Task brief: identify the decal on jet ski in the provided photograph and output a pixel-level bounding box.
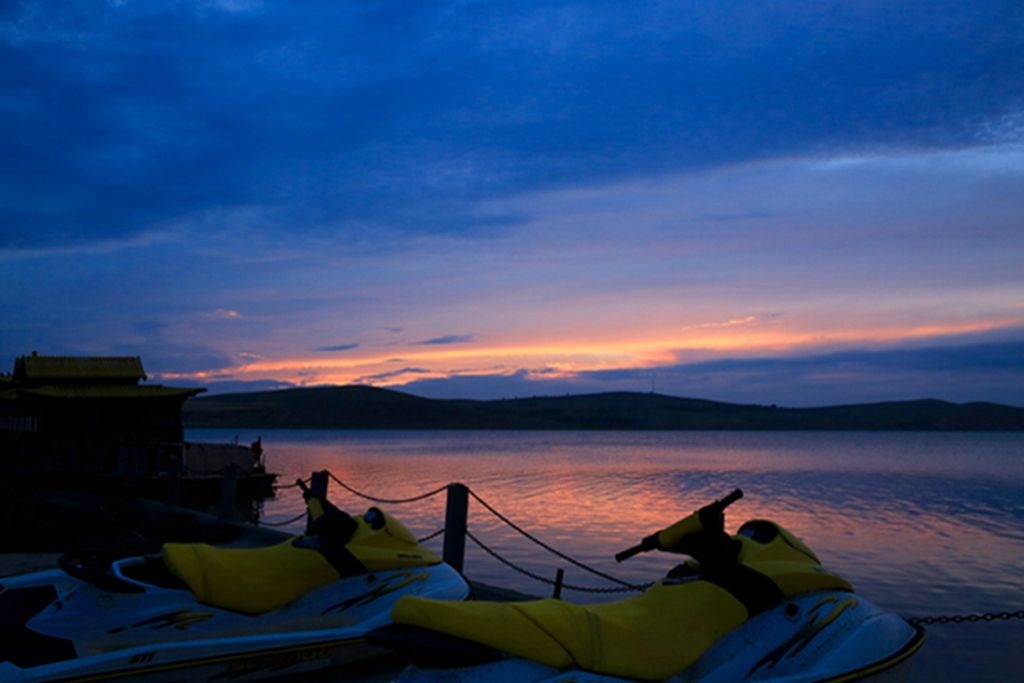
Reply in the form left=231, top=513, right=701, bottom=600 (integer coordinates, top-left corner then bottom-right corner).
left=58, top=638, right=362, bottom=682
left=210, top=644, right=341, bottom=680
left=321, top=572, right=429, bottom=614
left=746, top=596, right=859, bottom=677
left=107, top=609, right=215, bottom=633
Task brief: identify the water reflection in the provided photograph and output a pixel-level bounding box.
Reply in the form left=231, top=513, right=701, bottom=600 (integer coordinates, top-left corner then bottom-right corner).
left=189, top=429, right=1024, bottom=681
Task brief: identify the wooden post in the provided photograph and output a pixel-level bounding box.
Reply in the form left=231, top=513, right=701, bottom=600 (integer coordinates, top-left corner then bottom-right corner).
left=552, top=568, right=565, bottom=599
left=443, top=483, right=469, bottom=573
left=218, top=463, right=239, bottom=520
left=306, top=470, right=330, bottom=533
left=165, top=455, right=181, bottom=506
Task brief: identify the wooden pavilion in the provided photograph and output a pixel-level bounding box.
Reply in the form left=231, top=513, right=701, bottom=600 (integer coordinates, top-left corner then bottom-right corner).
left=0, top=353, right=204, bottom=477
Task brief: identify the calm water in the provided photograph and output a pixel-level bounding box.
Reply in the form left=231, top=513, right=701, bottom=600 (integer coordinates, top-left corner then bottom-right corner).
left=188, top=429, right=1024, bottom=681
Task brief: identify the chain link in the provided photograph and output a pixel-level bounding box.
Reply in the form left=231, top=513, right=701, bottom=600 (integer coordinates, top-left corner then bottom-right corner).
left=466, top=487, right=645, bottom=590
left=268, top=470, right=1024, bottom=619
left=328, top=472, right=448, bottom=504
left=417, top=528, right=446, bottom=543
left=272, top=478, right=310, bottom=491
left=256, top=510, right=307, bottom=527
left=907, top=610, right=1024, bottom=626
left=467, top=531, right=651, bottom=594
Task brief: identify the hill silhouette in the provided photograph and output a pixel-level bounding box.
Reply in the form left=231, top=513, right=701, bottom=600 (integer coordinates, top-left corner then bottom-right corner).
left=183, top=386, right=1024, bottom=431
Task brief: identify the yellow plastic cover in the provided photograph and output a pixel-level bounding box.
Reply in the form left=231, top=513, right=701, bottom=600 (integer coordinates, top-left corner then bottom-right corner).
left=393, top=519, right=853, bottom=679
left=347, top=511, right=442, bottom=570
left=735, top=522, right=853, bottom=596
left=161, top=538, right=339, bottom=615
left=393, top=580, right=747, bottom=681
left=656, top=511, right=704, bottom=549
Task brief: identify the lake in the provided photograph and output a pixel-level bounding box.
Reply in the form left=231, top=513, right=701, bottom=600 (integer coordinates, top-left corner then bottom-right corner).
left=188, top=429, right=1024, bottom=681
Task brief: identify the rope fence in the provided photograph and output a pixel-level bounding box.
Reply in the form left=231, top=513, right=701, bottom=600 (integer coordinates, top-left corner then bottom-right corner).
left=467, top=531, right=649, bottom=594
left=328, top=472, right=448, bottom=504
left=248, top=468, right=1024, bottom=614
left=466, top=486, right=645, bottom=591
left=271, top=478, right=310, bottom=491
left=256, top=470, right=642, bottom=592
left=258, top=510, right=308, bottom=527
left=418, top=528, right=446, bottom=543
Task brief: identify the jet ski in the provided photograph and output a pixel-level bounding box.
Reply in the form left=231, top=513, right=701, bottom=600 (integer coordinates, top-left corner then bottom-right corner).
left=0, top=480, right=470, bottom=682
left=371, top=489, right=925, bottom=682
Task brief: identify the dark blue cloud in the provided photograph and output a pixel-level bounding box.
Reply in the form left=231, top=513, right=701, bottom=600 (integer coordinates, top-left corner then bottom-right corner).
left=415, top=334, right=476, bottom=345
left=2, top=1, right=1021, bottom=249
left=170, top=378, right=295, bottom=396
left=400, top=340, right=1024, bottom=407
left=315, top=343, right=359, bottom=352
left=356, top=367, right=431, bottom=383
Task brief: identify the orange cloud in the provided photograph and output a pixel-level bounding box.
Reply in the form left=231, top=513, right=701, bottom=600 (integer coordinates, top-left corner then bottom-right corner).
left=167, top=314, right=1024, bottom=389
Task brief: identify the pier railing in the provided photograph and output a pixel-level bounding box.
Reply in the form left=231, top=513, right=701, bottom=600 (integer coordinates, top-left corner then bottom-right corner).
left=258, top=469, right=646, bottom=596
left=239, top=469, right=1024, bottom=623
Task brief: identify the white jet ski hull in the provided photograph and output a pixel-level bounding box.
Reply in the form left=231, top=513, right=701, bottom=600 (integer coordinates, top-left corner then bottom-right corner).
left=393, top=591, right=925, bottom=683
left=0, top=559, right=469, bottom=682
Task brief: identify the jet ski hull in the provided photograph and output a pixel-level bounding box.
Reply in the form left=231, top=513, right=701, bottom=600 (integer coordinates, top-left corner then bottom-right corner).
left=392, top=591, right=925, bottom=683
left=0, top=560, right=469, bottom=682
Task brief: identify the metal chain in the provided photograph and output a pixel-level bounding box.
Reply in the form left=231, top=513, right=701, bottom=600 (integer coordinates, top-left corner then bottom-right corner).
left=907, top=610, right=1024, bottom=626
left=466, top=531, right=651, bottom=594
left=272, top=478, right=309, bottom=491
left=466, top=487, right=645, bottom=590
left=418, top=528, right=446, bottom=543
left=257, top=510, right=307, bottom=527
left=285, top=472, right=1024, bottom=617
left=328, top=472, right=448, bottom=504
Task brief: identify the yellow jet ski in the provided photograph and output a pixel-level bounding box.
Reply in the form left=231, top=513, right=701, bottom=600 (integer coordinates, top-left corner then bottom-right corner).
left=371, top=489, right=925, bottom=682
left=0, top=480, right=469, bottom=682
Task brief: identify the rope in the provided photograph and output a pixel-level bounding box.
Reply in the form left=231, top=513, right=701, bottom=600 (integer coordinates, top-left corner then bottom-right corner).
left=272, top=479, right=308, bottom=491
left=418, top=528, right=446, bottom=543
left=327, top=472, right=448, bottom=505
left=907, top=610, right=1024, bottom=626
left=467, top=487, right=644, bottom=590
left=467, top=531, right=650, bottom=594
left=258, top=472, right=1024, bottom=617
left=257, top=510, right=307, bottom=527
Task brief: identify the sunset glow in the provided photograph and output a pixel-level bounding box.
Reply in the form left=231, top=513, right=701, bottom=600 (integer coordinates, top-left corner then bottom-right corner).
left=159, top=314, right=1024, bottom=397
left=2, top=2, right=1022, bottom=405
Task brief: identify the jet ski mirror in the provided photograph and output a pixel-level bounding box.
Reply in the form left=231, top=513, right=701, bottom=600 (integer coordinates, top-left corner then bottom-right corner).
left=614, top=488, right=743, bottom=564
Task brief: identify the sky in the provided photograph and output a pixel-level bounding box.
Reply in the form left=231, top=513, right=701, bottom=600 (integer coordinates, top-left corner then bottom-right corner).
left=2, top=0, right=1023, bottom=406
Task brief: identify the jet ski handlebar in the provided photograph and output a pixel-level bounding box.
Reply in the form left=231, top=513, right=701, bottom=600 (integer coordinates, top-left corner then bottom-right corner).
left=614, top=489, right=743, bottom=562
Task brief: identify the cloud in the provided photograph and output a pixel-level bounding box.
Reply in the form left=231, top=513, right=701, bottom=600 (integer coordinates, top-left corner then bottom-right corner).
left=355, top=367, right=432, bottom=383
left=315, top=343, right=360, bottom=352
left=415, top=334, right=476, bottom=346
left=176, top=378, right=296, bottom=396
left=399, top=339, right=1024, bottom=407
left=2, top=1, right=1021, bottom=251
left=394, top=369, right=551, bottom=400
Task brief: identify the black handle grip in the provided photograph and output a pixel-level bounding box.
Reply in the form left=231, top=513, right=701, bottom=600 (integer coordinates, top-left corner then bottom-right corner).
left=713, top=488, right=743, bottom=512
left=615, top=489, right=743, bottom=562
left=615, top=534, right=657, bottom=563
left=615, top=544, right=645, bottom=563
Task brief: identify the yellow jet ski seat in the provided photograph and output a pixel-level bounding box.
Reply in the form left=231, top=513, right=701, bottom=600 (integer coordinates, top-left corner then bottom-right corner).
left=161, top=538, right=338, bottom=616
left=392, top=520, right=851, bottom=681
left=162, top=505, right=443, bottom=616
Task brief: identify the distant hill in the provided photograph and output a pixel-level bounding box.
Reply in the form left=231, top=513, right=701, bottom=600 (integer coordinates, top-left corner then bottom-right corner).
left=183, top=386, right=1024, bottom=430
